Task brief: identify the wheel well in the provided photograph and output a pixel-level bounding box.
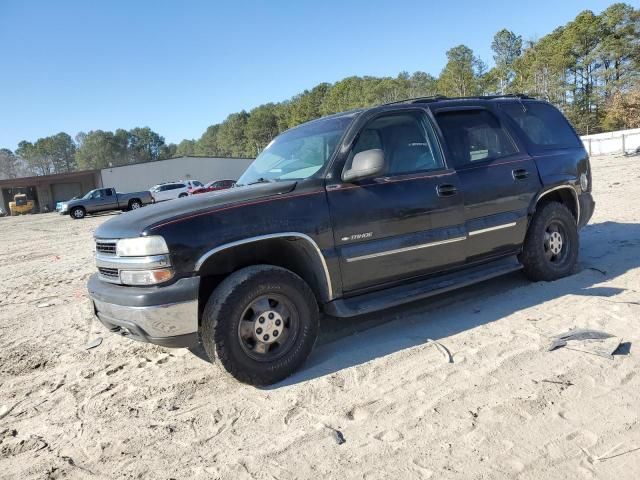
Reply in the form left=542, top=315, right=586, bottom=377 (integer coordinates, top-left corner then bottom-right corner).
left=534, top=188, right=578, bottom=222
left=71, top=205, right=85, bottom=212
left=197, top=237, right=331, bottom=321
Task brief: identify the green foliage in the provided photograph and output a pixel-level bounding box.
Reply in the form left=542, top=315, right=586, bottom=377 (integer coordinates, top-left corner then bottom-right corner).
left=176, top=139, right=197, bottom=156
left=4, top=3, right=639, bottom=176
left=492, top=29, right=523, bottom=93
left=438, top=45, right=482, bottom=97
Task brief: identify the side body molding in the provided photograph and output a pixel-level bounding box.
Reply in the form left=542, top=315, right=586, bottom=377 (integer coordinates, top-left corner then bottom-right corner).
left=194, top=232, right=334, bottom=300
left=534, top=185, right=580, bottom=224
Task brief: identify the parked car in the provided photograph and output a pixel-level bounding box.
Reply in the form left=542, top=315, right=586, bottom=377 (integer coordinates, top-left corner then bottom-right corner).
left=192, top=179, right=236, bottom=194
left=0, top=206, right=6, bottom=217
left=149, top=180, right=204, bottom=202
left=184, top=179, right=204, bottom=193
left=87, top=94, right=595, bottom=386
left=61, top=187, right=153, bottom=219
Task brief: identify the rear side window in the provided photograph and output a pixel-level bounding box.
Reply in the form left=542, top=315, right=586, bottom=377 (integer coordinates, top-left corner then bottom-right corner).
left=500, top=102, right=581, bottom=151
left=436, top=109, right=518, bottom=167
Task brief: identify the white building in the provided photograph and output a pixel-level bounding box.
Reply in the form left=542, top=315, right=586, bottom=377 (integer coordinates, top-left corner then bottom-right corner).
left=100, top=156, right=253, bottom=192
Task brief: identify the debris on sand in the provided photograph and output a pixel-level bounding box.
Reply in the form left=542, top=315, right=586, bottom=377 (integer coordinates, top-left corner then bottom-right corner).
left=86, top=337, right=103, bottom=350
left=548, top=329, right=622, bottom=358
left=426, top=339, right=454, bottom=363
left=333, top=429, right=346, bottom=445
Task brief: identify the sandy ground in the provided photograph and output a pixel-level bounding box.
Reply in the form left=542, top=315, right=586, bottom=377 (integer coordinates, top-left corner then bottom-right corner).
left=0, top=153, right=639, bottom=480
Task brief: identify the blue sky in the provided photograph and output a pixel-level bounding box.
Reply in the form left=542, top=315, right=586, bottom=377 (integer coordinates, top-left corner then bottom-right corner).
left=0, top=0, right=617, bottom=150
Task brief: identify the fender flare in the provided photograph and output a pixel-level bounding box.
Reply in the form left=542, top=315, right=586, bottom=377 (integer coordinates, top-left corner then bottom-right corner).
left=533, top=185, right=580, bottom=225
left=195, top=232, right=334, bottom=300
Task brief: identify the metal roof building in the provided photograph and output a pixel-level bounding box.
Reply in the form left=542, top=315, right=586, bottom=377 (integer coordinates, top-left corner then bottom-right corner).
left=0, top=156, right=253, bottom=214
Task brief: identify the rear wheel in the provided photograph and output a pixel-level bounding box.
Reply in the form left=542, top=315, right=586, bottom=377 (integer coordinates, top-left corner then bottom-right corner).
left=201, top=265, right=319, bottom=386
left=129, top=199, right=142, bottom=210
left=178, top=193, right=188, bottom=198
left=519, top=201, right=578, bottom=281
left=70, top=207, right=86, bottom=220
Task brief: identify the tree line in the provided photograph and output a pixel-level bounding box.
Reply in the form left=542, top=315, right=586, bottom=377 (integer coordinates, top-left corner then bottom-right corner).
left=1, top=3, right=638, bottom=180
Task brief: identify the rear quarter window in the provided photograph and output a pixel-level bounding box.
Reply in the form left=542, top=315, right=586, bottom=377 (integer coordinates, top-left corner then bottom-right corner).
left=500, top=102, right=581, bottom=151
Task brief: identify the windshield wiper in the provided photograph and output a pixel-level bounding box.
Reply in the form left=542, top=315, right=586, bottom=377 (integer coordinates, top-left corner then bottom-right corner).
left=246, top=177, right=273, bottom=186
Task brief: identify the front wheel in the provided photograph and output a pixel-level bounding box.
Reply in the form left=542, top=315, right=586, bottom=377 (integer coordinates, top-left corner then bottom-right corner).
left=201, top=265, right=319, bottom=386
left=70, top=207, right=86, bottom=220
left=519, top=201, right=579, bottom=281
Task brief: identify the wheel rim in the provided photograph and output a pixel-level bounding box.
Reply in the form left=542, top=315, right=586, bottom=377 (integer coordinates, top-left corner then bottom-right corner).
left=543, top=221, right=569, bottom=265
left=131, top=202, right=141, bottom=209
left=237, top=293, right=299, bottom=362
left=73, top=209, right=83, bottom=218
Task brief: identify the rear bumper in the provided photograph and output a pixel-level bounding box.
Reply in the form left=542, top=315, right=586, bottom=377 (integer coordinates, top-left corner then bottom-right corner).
left=578, top=192, right=595, bottom=229
left=87, top=274, right=200, bottom=348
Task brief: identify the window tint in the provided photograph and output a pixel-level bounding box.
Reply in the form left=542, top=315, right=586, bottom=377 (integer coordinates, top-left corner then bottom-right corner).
left=436, top=109, right=518, bottom=167
left=349, top=111, right=444, bottom=176
left=105, top=189, right=113, bottom=196
left=194, top=181, right=203, bottom=187
left=500, top=102, right=581, bottom=151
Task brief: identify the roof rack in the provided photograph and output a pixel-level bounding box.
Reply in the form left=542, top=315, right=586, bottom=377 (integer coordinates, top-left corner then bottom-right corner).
left=383, top=93, right=533, bottom=106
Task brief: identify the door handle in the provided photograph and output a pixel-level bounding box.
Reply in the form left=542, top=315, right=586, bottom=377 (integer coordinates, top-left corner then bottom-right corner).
left=512, top=168, right=529, bottom=180
left=436, top=184, right=458, bottom=197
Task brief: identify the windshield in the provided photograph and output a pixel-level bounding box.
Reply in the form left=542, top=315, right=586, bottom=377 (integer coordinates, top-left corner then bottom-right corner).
left=82, top=190, right=97, bottom=199
left=237, top=114, right=356, bottom=185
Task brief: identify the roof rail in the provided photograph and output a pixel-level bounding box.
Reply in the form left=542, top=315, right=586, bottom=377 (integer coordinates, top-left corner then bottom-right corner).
left=383, top=93, right=534, bottom=106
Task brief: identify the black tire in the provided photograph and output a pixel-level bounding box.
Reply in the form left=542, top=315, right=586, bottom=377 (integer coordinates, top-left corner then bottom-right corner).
left=129, top=199, right=142, bottom=210
left=201, top=265, right=319, bottom=386
left=70, top=207, right=86, bottom=220
left=519, top=201, right=579, bottom=281
left=178, top=193, right=188, bottom=198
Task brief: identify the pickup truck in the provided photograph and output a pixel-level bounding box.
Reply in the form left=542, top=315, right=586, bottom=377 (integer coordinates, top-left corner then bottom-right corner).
left=87, top=94, right=595, bottom=385
left=62, top=187, right=153, bottom=219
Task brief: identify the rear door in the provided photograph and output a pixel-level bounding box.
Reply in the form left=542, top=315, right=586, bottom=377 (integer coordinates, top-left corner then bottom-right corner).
left=327, top=108, right=467, bottom=293
left=434, top=106, right=542, bottom=262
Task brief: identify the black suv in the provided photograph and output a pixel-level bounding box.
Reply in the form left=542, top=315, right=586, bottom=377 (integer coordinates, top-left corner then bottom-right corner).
left=88, top=95, right=595, bottom=385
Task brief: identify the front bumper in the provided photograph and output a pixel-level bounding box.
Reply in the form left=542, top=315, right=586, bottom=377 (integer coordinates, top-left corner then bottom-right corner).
left=87, top=274, right=200, bottom=348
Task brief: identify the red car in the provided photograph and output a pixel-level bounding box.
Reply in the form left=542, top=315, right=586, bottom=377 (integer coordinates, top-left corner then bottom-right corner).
left=191, top=179, right=236, bottom=194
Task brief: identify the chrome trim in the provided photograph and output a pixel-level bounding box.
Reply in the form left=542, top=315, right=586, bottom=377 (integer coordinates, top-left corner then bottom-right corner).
left=95, top=253, right=171, bottom=270
left=345, top=236, right=466, bottom=263
left=92, top=298, right=198, bottom=338
left=535, top=185, right=580, bottom=224
left=468, top=222, right=517, bottom=236
left=195, top=232, right=334, bottom=300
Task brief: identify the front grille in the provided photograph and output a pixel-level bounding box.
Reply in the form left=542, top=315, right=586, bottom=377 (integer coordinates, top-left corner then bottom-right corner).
left=96, top=241, right=117, bottom=255
left=98, top=267, right=119, bottom=279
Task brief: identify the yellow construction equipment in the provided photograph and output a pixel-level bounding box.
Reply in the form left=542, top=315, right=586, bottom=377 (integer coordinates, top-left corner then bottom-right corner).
left=9, top=194, right=35, bottom=216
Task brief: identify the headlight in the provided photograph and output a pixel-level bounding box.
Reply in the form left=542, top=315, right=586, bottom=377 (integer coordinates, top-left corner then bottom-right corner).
left=120, top=268, right=174, bottom=285
left=116, top=236, right=169, bottom=257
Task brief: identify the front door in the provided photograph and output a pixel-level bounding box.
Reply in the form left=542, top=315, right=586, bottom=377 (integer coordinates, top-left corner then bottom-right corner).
left=326, top=109, right=467, bottom=293
left=434, top=107, right=542, bottom=262
left=90, top=188, right=117, bottom=212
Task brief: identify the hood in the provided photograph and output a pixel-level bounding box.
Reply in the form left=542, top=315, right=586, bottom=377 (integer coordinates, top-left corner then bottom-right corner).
left=65, top=198, right=84, bottom=208
left=95, top=181, right=297, bottom=239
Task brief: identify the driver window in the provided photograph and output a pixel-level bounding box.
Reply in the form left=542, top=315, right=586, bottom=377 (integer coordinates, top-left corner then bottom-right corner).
left=349, top=111, right=444, bottom=177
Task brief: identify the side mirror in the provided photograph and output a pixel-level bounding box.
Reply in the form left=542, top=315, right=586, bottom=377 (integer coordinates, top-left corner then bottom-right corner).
left=342, top=149, right=385, bottom=183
